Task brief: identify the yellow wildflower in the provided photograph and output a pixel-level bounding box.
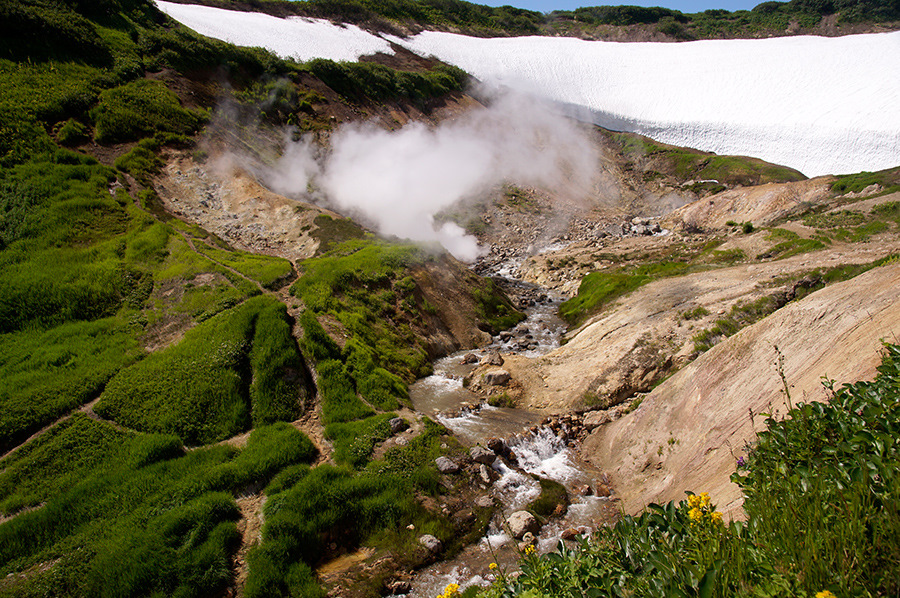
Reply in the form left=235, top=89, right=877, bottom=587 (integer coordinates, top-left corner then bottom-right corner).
left=489, top=562, right=498, bottom=570
left=688, top=494, right=702, bottom=509
left=443, top=583, right=460, bottom=597
left=700, top=492, right=711, bottom=508
left=688, top=507, right=703, bottom=522
left=523, top=544, right=536, bottom=555
left=710, top=511, right=723, bottom=525
left=815, top=592, right=837, bottom=598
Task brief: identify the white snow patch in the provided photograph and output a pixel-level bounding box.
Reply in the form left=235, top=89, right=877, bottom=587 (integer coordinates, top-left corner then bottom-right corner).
left=390, top=31, right=900, bottom=176
left=155, top=1, right=392, bottom=62
left=155, top=1, right=900, bottom=176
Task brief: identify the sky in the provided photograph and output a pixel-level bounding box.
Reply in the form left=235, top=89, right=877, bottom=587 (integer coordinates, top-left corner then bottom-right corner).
left=478, top=0, right=762, bottom=14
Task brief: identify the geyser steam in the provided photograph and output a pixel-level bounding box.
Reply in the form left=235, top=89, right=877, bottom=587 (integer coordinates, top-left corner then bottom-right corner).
left=266, top=91, right=598, bottom=261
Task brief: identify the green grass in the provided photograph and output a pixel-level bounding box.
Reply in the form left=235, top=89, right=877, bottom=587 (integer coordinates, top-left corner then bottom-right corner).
left=831, top=166, right=900, bottom=196
left=613, top=133, right=806, bottom=186
left=193, top=242, right=294, bottom=289
left=91, top=79, right=207, bottom=144
left=0, top=420, right=316, bottom=598
left=560, top=262, right=690, bottom=326
left=325, top=413, right=398, bottom=468
left=95, top=295, right=308, bottom=445
left=756, top=228, right=825, bottom=260
left=480, top=344, right=900, bottom=598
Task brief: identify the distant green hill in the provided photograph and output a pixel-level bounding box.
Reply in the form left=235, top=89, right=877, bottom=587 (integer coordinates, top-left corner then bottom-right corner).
left=161, top=0, right=900, bottom=38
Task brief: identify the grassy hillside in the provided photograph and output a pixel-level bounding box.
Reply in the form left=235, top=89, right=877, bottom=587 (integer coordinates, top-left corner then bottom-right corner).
left=0, top=1, right=511, bottom=596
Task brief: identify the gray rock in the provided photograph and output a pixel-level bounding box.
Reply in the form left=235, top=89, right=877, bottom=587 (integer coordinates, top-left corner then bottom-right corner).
left=419, top=534, right=442, bottom=553
left=507, top=511, right=540, bottom=539
left=480, top=351, right=505, bottom=366
left=387, top=580, right=412, bottom=595
left=483, top=369, right=511, bottom=386
left=479, top=463, right=493, bottom=484
left=435, top=456, right=459, bottom=474
left=475, top=495, right=495, bottom=508
left=470, top=445, right=496, bottom=465
left=462, top=352, right=479, bottom=364
left=389, top=417, right=406, bottom=434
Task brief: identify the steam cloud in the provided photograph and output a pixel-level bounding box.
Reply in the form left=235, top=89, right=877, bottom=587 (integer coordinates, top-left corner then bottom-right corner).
left=265, top=91, right=599, bottom=261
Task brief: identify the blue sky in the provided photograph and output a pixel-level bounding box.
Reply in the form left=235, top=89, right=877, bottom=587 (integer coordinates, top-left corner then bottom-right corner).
left=480, top=0, right=762, bottom=13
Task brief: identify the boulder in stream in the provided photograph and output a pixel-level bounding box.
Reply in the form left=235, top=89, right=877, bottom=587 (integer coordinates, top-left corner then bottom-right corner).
left=507, top=511, right=540, bottom=539
left=469, top=445, right=496, bottom=465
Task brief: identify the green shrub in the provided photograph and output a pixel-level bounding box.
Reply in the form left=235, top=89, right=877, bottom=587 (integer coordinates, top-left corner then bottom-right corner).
left=96, top=296, right=307, bottom=445
left=92, top=79, right=206, bottom=143
left=55, top=118, right=90, bottom=146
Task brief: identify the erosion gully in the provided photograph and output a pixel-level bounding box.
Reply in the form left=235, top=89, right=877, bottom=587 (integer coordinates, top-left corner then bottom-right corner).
left=404, top=256, right=617, bottom=597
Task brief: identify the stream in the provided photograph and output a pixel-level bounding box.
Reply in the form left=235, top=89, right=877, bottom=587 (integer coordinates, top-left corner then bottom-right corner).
left=405, top=265, right=617, bottom=597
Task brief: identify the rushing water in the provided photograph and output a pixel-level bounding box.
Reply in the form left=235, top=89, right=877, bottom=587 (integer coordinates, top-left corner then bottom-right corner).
left=405, top=263, right=616, bottom=598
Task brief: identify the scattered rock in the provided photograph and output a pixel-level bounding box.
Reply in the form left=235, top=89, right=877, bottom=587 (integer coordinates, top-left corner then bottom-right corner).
left=387, top=580, right=412, bottom=595
left=418, top=534, right=442, bottom=553
left=480, top=350, right=505, bottom=366
left=475, top=495, right=494, bottom=509
left=470, top=445, right=497, bottom=465
left=483, top=369, right=511, bottom=386
left=389, top=417, right=406, bottom=434
left=435, top=456, right=459, bottom=474
left=462, top=353, right=479, bottom=364
left=478, top=464, right=494, bottom=484
left=507, top=511, right=540, bottom=539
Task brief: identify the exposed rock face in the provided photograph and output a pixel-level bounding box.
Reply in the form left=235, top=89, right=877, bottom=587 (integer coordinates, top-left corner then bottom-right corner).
left=582, top=262, right=900, bottom=520
left=435, top=457, right=459, bottom=474
left=507, top=511, right=540, bottom=539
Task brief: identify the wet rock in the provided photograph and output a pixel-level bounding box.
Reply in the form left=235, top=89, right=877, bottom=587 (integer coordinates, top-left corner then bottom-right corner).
left=389, top=417, right=406, bottom=434
left=487, top=437, right=507, bottom=455
left=479, top=464, right=494, bottom=484
left=470, top=445, right=496, bottom=465
left=480, top=351, right=505, bottom=367
left=475, top=495, right=494, bottom=508
left=419, top=534, right=442, bottom=553
left=507, top=511, right=540, bottom=539
left=573, top=484, right=593, bottom=497
left=483, top=369, right=511, bottom=386
left=387, top=580, right=412, bottom=595
left=560, top=528, right=579, bottom=541
left=499, top=331, right=513, bottom=342
left=435, top=457, right=459, bottom=474
left=462, top=353, right=479, bottom=364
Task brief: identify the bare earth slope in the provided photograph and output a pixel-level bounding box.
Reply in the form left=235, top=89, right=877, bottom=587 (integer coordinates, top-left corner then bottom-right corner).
left=580, top=261, right=900, bottom=520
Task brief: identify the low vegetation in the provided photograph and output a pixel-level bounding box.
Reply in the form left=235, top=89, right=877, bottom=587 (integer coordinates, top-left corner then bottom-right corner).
left=560, top=262, right=690, bottom=326
left=613, top=132, right=806, bottom=187
left=480, top=343, right=900, bottom=597
left=0, top=419, right=317, bottom=598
